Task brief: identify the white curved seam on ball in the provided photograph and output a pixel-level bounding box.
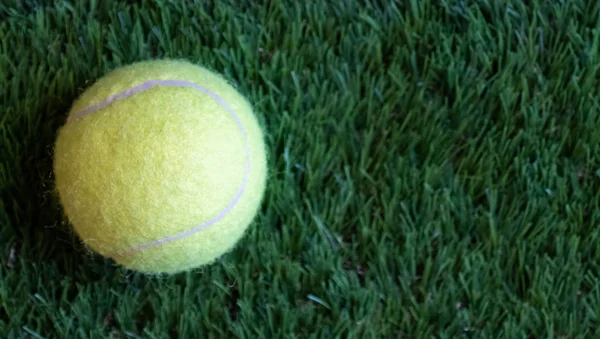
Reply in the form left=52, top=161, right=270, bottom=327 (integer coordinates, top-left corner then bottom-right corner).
left=68, top=79, right=251, bottom=257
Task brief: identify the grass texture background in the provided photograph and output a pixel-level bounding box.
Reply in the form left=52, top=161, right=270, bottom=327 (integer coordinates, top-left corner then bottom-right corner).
left=2, top=0, right=600, bottom=337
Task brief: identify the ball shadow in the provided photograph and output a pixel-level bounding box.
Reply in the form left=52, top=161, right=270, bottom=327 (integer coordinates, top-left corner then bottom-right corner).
left=1, top=88, right=121, bottom=283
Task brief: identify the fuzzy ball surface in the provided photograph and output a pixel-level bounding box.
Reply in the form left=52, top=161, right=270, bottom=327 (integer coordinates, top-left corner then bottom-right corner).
left=53, top=59, right=268, bottom=274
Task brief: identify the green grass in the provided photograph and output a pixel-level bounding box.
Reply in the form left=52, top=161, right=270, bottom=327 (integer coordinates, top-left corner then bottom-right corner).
left=2, top=0, right=600, bottom=337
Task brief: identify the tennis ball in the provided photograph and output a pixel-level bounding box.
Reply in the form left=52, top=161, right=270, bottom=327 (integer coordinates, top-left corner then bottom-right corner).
left=53, top=59, right=267, bottom=274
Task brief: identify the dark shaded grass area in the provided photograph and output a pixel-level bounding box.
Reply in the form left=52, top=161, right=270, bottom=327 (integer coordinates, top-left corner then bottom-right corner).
left=2, top=0, right=600, bottom=337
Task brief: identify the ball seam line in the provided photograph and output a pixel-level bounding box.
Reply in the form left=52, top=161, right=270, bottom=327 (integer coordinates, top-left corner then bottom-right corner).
left=68, top=79, right=251, bottom=258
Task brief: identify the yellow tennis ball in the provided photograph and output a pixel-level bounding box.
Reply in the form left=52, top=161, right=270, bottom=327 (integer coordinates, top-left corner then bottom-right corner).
left=53, top=59, right=268, bottom=274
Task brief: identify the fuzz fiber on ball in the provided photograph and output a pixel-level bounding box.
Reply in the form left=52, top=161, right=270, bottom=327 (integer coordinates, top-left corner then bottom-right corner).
left=53, top=59, right=267, bottom=274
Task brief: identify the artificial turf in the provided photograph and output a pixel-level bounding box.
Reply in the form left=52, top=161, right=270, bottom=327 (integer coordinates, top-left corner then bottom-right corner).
left=2, top=0, right=600, bottom=337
